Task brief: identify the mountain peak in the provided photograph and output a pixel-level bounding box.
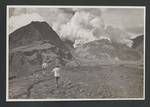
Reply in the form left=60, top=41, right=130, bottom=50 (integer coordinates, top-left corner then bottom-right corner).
left=30, top=21, right=49, bottom=27
left=131, top=35, right=144, bottom=48
left=9, top=21, right=67, bottom=50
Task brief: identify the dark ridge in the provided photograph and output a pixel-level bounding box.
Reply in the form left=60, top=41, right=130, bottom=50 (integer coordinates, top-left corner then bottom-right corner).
left=131, top=35, right=144, bottom=48
left=9, top=21, right=68, bottom=50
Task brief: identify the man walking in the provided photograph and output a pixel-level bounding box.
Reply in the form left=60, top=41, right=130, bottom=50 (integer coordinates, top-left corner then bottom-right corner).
left=42, top=62, right=48, bottom=74
left=51, top=65, right=61, bottom=88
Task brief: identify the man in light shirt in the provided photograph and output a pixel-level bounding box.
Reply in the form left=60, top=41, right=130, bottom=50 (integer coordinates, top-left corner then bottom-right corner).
left=42, top=62, right=49, bottom=74
left=51, top=65, right=61, bottom=88
left=42, top=62, right=48, bottom=69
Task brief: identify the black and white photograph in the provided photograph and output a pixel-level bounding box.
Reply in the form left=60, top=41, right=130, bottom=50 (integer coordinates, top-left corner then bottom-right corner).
left=7, top=6, right=145, bottom=101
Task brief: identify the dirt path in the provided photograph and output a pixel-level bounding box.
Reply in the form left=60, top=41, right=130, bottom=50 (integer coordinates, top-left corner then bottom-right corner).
left=9, top=64, right=143, bottom=99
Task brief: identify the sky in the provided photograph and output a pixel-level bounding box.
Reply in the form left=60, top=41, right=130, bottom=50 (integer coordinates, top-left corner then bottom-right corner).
left=8, top=7, right=145, bottom=47
left=101, top=8, right=144, bottom=35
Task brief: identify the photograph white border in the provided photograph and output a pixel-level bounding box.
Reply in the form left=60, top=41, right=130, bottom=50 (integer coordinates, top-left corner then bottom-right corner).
left=6, top=5, right=146, bottom=102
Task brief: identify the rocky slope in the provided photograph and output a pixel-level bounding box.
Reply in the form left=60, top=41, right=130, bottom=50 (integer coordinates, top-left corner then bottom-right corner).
left=74, top=36, right=143, bottom=65
left=9, top=21, right=67, bottom=50
left=131, top=35, right=144, bottom=58
left=9, top=21, right=72, bottom=79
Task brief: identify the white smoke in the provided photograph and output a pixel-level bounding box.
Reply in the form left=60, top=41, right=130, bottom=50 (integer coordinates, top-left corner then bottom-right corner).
left=59, top=9, right=107, bottom=47
left=106, top=26, right=133, bottom=47
left=9, top=8, right=134, bottom=47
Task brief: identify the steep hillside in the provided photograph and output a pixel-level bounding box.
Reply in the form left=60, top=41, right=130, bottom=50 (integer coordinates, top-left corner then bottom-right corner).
left=9, top=21, right=67, bottom=50
left=9, top=21, right=72, bottom=79
left=74, top=39, right=143, bottom=65
left=132, top=35, right=144, bottom=49
left=132, top=35, right=144, bottom=55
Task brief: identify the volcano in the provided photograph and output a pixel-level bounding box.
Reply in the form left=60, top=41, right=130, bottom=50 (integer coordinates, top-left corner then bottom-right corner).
left=9, top=21, right=67, bottom=50
left=9, top=21, right=72, bottom=79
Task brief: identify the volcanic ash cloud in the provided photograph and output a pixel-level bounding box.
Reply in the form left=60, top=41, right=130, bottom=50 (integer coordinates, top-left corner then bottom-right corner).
left=9, top=8, right=134, bottom=47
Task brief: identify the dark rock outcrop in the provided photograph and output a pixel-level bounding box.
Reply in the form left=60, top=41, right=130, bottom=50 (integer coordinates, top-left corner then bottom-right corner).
left=132, top=35, right=144, bottom=49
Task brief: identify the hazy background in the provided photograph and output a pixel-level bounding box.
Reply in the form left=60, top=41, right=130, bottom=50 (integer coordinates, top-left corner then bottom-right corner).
left=8, top=7, right=144, bottom=47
